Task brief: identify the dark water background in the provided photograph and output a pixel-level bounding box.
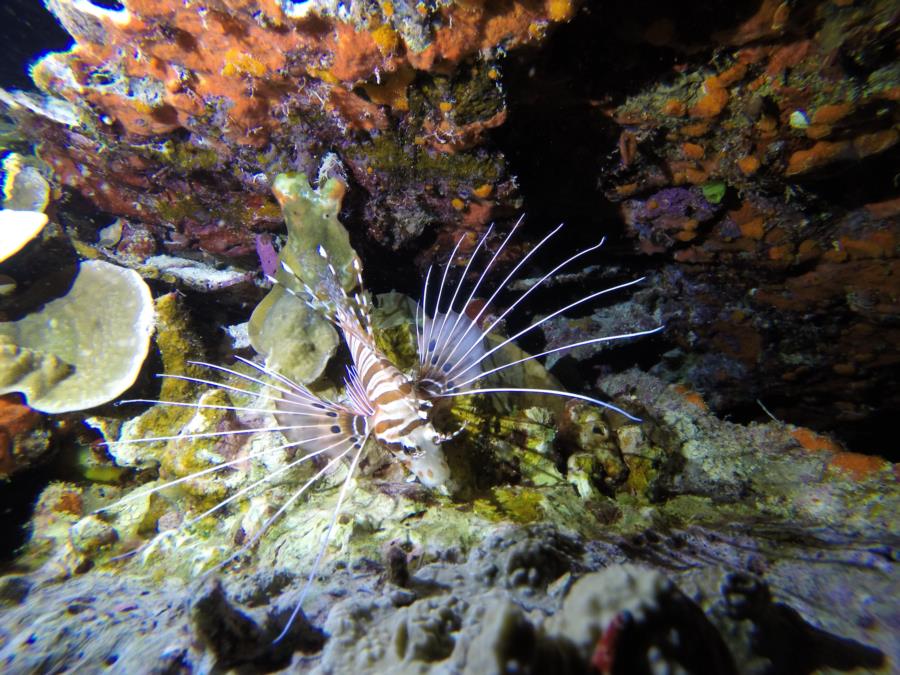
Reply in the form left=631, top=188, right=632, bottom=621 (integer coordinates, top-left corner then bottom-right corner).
left=0, top=1, right=70, bottom=91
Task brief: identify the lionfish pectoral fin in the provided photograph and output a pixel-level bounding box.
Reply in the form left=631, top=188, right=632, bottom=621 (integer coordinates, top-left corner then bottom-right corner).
left=414, top=223, right=666, bottom=422
left=440, top=387, right=645, bottom=422
left=198, top=433, right=362, bottom=586
left=273, top=431, right=371, bottom=644
left=419, top=309, right=487, bottom=392
left=273, top=397, right=370, bottom=461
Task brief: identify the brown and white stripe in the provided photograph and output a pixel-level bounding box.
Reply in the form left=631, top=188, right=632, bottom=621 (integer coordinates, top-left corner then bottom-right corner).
left=339, top=314, right=428, bottom=446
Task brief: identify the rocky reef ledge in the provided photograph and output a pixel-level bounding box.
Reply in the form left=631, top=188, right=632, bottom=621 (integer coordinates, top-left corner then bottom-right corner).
left=0, top=371, right=894, bottom=674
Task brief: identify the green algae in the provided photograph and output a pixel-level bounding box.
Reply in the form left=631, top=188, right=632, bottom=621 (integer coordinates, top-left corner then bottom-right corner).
left=156, top=389, right=241, bottom=507
left=415, top=63, right=506, bottom=129
left=154, top=293, right=207, bottom=401
left=154, top=194, right=203, bottom=225
left=115, top=292, right=207, bottom=466
left=154, top=192, right=266, bottom=232
left=350, top=131, right=502, bottom=189
left=493, top=486, right=545, bottom=524
left=370, top=293, right=419, bottom=369
left=701, top=181, right=727, bottom=204
left=141, top=139, right=220, bottom=173
left=270, top=170, right=358, bottom=290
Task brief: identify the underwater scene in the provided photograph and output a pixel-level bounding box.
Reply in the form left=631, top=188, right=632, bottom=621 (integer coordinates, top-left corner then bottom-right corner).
left=0, top=0, right=897, bottom=672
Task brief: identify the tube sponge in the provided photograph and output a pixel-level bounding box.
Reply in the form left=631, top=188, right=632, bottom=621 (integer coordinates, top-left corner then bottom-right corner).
left=249, top=168, right=358, bottom=386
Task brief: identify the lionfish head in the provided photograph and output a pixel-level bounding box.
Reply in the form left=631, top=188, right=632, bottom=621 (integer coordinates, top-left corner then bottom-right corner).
left=398, top=421, right=455, bottom=495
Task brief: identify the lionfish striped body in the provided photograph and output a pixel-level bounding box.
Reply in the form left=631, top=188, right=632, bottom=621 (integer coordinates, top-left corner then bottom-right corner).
left=105, top=222, right=662, bottom=641
left=277, top=248, right=454, bottom=493
left=345, top=326, right=452, bottom=490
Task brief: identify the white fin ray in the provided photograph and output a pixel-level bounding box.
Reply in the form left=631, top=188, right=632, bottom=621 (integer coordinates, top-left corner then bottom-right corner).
left=105, top=423, right=323, bottom=447
left=417, top=265, right=434, bottom=363
left=439, top=234, right=606, bottom=384
left=272, top=398, right=368, bottom=459
left=199, top=436, right=360, bottom=588
left=274, top=432, right=370, bottom=643
left=446, top=276, right=647, bottom=385
left=438, top=387, right=643, bottom=422
left=421, top=233, right=467, bottom=370
left=418, top=220, right=522, bottom=387
left=96, top=434, right=329, bottom=514
left=448, top=325, right=666, bottom=392
left=426, top=221, right=565, bottom=383
left=417, top=310, right=487, bottom=396
left=428, top=224, right=494, bottom=367
left=182, top=432, right=358, bottom=529
left=118, top=397, right=322, bottom=418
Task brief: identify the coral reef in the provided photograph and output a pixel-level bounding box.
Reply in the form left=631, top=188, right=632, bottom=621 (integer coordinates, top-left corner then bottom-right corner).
left=2, top=451, right=895, bottom=672
left=3, top=349, right=895, bottom=670
left=0, top=0, right=565, bottom=265
left=0, top=260, right=154, bottom=413
left=4, top=0, right=893, bottom=445
left=0, top=0, right=895, bottom=672
left=496, top=0, right=899, bottom=449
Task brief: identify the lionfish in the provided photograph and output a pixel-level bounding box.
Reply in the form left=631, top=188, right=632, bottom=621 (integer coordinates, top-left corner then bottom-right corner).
left=104, top=221, right=662, bottom=641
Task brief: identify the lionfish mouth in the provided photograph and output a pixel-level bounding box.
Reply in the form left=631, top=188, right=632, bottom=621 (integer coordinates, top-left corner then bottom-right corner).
left=98, top=221, right=663, bottom=642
